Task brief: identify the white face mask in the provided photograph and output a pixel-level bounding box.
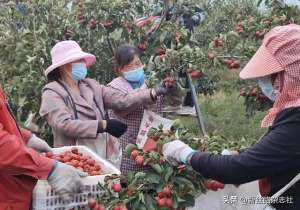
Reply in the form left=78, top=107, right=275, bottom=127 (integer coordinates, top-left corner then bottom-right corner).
left=258, top=76, right=276, bottom=101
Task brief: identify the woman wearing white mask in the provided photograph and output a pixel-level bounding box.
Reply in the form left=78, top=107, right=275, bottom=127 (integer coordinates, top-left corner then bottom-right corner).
left=39, top=41, right=171, bottom=158
left=108, top=44, right=181, bottom=175
left=163, top=24, right=300, bottom=210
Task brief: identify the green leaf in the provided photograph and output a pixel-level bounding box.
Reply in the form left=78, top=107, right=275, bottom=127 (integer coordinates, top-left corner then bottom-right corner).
left=164, top=167, right=174, bottom=182
left=139, top=192, right=145, bottom=204
left=160, top=31, right=168, bottom=43
left=144, top=194, right=156, bottom=210
left=110, top=28, right=123, bottom=40
left=145, top=172, right=162, bottom=184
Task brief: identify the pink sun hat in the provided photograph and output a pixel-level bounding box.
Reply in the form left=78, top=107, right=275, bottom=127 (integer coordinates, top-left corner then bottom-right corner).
left=45, top=40, right=96, bottom=76
left=239, top=24, right=300, bottom=79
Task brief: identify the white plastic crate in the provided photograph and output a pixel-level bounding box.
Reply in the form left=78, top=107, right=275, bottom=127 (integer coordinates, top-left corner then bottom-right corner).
left=32, top=146, right=120, bottom=210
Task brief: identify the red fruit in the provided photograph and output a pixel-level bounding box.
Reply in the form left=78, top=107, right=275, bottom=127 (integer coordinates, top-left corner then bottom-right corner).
left=112, top=205, right=121, bottom=210
left=87, top=159, right=96, bottom=166
left=264, top=19, right=272, bottom=26
left=235, top=26, right=243, bottom=33
left=71, top=148, right=79, bottom=154
left=77, top=14, right=85, bottom=20
left=138, top=42, right=146, bottom=50
left=94, top=204, right=104, bottom=210
left=189, top=70, right=203, bottom=79
left=157, top=198, right=167, bottom=207
left=250, top=88, right=257, bottom=96
left=213, top=37, right=223, bottom=48
left=89, top=19, right=97, bottom=30
left=94, top=165, right=101, bottom=171
left=166, top=198, right=173, bottom=207
left=231, top=60, right=240, bottom=69
left=88, top=198, right=97, bottom=209
left=158, top=192, right=165, bottom=198
left=162, top=186, right=172, bottom=197
left=155, top=48, right=166, bottom=56
left=208, top=52, right=217, bottom=60
left=130, top=150, right=139, bottom=160
left=223, top=59, right=233, bottom=65
left=71, top=160, right=79, bottom=167
left=204, top=180, right=213, bottom=189
left=210, top=181, right=225, bottom=191
left=135, top=155, right=144, bottom=166
left=240, top=90, right=246, bottom=97
left=103, top=21, right=113, bottom=29
left=118, top=204, right=128, bottom=210
left=259, top=95, right=268, bottom=101
left=112, top=182, right=122, bottom=193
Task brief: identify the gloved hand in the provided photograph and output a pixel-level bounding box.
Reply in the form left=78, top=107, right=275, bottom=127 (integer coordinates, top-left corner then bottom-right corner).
left=27, top=134, right=52, bottom=153
left=101, top=119, right=127, bottom=138
left=48, top=161, right=88, bottom=203
left=162, top=140, right=197, bottom=164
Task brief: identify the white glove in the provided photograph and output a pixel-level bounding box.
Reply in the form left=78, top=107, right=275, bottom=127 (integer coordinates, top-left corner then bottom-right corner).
left=27, top=134, right=52, bottom=153
left=48, top=162, right=88, bottom=203
left=162, top=140, right=197, bottom=164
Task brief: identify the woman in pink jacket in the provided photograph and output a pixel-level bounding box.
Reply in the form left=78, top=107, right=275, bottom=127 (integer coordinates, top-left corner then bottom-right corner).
left=39, top=41, right=170, bottom=159
left=108, top=44, right=181, bottom=175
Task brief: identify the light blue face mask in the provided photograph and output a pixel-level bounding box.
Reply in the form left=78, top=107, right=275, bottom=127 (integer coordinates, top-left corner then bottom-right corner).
left=123, top=67, right=145, bottom=89
left=258, top=76, right=276, bottom=101
left=71, top=63, right=87, bottom=81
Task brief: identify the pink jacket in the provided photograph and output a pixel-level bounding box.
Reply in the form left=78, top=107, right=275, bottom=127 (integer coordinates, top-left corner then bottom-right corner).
left=39, top=78, right=156, bottom=148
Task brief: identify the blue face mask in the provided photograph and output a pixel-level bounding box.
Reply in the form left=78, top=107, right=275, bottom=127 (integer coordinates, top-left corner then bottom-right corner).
left=258, top=76, right=276, bottom=101
left=71, top=63, right=87, bottom=81
left=123, top=67, right=145, bottom=89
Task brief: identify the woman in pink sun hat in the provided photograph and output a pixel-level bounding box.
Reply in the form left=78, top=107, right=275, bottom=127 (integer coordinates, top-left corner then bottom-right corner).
left=162, top=24, right=300, bottom=210
left=39, top=40, right=172, bottom=159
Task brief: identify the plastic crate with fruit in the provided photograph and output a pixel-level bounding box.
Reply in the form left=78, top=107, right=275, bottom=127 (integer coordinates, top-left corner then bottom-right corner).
left=32, top=146, right=120, bottom=210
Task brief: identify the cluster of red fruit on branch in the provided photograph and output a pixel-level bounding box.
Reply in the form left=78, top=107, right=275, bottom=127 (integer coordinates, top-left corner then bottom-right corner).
left=255, top=30, right=266, bottom=39
left=235, top=22, right=244, bottom=34
left=89, top=19, right=97, bottom=30
left=111, top=182, right=122, bottom=193
left=254, top=19, right=272, bottom=39
left=212, top=37, right=223, bottom=48
left=187, top=68, right=203, bottom=79
left=163, top=77, right=176, bottom=87
left=45, top=148, right=103, bottom=176
left=155, top=47, right=166, bottom=56
left=155, top=185, right=174, bottom=209
left=223, top=58, right=241, bottom=69
left=130, top=149, right=144, bottom=166
left=88, top=198, right=105, bottom=210
left=111, top=203, right=128, bottom=210
left=239, top=86, right=269, bottom=102
left=138, top=41, right=148, bottom=51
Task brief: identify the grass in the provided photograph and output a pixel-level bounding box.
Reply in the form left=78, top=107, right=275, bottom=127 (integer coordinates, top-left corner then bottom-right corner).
left=169, top=90, right=267, bottom=141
